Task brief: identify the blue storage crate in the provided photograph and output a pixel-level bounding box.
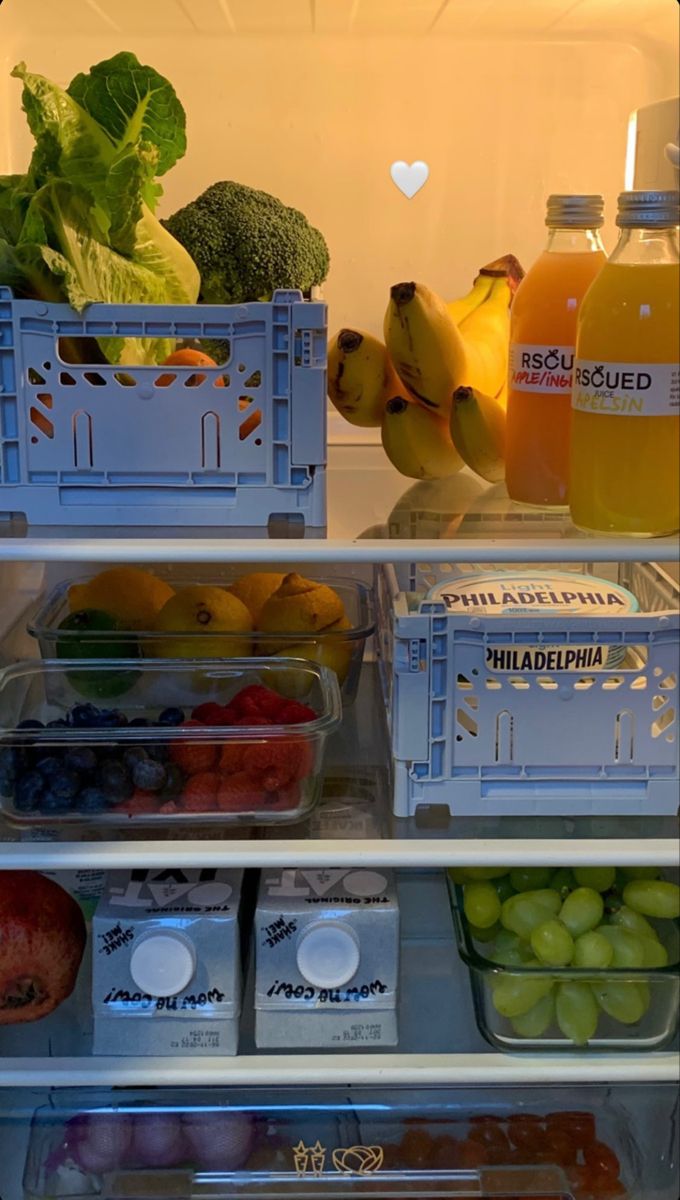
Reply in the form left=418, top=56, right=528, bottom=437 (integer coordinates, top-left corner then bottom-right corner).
left=378, top=561, right=680, bottom=818
left=0, top=287, right=326, bottom=526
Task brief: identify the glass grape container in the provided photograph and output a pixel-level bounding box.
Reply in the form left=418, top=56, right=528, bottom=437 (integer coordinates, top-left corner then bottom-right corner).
left=448, top=870, right=680, bottom=1053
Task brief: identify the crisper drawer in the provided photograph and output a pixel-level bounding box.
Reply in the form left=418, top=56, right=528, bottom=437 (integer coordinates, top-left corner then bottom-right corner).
left=4, top=1084, right=678, bottom=1200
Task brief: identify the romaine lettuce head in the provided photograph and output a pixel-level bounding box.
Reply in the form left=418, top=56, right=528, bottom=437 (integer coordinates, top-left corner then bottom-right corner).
left=0, top=53, right=199, bottom=364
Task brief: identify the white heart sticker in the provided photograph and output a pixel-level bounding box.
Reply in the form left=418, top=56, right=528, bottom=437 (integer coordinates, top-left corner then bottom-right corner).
left=390, top=160, right=430, bottom=199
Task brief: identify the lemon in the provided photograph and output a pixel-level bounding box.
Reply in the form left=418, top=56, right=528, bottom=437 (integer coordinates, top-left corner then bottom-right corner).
left=258, top=573, right=346, bottom=652
left=68, top=567, right=174, bottom=631
left=150, top=585, right=252, bottom=658
left=227, top=572, right=285, bottom=625
left=275, top=615, right=353, bottom=688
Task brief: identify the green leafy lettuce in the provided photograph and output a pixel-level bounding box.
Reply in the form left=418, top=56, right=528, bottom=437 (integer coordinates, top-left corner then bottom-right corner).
left=0, top=52, right=199, bottom=364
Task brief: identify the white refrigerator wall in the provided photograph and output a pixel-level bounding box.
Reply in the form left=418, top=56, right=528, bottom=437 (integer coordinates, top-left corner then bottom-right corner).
left=0, top=0, right=677, bottom=337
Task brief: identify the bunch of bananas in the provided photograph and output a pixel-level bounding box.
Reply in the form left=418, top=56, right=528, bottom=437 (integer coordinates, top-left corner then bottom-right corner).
left=328, top=255, right=523, bottom=483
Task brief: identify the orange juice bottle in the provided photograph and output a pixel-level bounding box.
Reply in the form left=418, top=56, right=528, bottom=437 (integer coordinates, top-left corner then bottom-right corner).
left=570, top=190, right=679, bottom=537
left=506, top=195, right=607, bottom=507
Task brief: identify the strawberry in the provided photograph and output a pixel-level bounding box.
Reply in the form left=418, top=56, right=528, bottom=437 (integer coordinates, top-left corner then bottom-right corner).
left=216, top=772, right=263, bottom=813
left=233, top=715, right=271, bottom=727
left=180, top=771, right=221, bottom=812
left=116, top=789, right=159, bottom=815
left=170, top=724, right=219, bottom=775
left=276, top=700, right=317, bottom=725
left=218, top=741, right=246, bottom=774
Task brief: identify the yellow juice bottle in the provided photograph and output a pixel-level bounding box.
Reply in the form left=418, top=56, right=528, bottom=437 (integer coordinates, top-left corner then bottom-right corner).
left=570, top=190, right=679, bottom=536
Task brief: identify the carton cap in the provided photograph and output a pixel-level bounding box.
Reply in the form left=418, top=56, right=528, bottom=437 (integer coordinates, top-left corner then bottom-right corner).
left=296, top=921, right=361, bottom=989
left=130, top=931, right=197, bottom=997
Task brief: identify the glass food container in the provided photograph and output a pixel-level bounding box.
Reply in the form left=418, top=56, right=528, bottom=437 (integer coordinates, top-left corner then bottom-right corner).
left=28, top=575, right=375, bottom=706
left=0, top=657, right=341, bottom=827
left=449, top=879, right=680, bottom=1052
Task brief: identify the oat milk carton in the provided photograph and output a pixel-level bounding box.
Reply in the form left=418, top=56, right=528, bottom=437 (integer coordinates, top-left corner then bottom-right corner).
left=254, top=867, right=400, bottom=1049
left=92, top=868, right=244, bottom=1056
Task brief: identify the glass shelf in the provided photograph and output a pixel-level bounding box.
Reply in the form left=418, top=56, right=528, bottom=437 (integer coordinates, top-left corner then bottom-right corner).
left=0, top=871, right=676, bottom=1087
left=1, top=447, right=677, bottom=563
left=1, top=666, right=677, bottom=868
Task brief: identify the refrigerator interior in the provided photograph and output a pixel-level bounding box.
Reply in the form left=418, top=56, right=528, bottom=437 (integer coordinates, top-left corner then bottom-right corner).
left=0, top=2, right=679, bottom=1198
left=0, top=0, right=678, bottom=342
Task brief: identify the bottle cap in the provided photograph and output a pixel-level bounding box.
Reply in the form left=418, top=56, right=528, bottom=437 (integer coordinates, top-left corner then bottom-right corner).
left=617, top=190, right=680, bottom=228
left=546, top=194, right=604, bottom=229
left=129, top=931, right=197, bottom=997
left=296, top=921, right=361, bottom=989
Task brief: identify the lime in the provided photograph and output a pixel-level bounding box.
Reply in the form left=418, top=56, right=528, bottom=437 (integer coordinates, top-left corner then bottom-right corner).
left=56, top=610, right=139, bottom=699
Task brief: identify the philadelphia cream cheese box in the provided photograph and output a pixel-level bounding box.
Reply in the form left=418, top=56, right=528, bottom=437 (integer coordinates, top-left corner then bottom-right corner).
left=254, top=867, right=400, bottom=1049
left=92, top=868, right=244, bottom=1056
left=425, top=570, right=639, bottom=671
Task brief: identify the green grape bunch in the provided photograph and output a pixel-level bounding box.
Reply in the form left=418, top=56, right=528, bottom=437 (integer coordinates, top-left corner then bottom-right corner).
left=452, top=865, right=679, bottom=1047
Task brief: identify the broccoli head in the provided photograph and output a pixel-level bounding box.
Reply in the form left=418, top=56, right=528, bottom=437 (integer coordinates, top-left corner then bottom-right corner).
left=162, top=180, right=330, bottom=305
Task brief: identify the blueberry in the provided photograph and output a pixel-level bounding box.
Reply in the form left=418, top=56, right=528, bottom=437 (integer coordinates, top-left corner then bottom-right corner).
left=35, top=755, right=62, bottom=779
left=14, top=770, right=45, bottom=812
left=147, top=742, right=170, bottom=764
left=0, top=746, right=19, bottom=780
left=159, top=707, right=184, bottom=727
left=132, top=758, right=167, bottom=792
left=50, top=769, right=81, bottom=800
left=160, top=763, right=184, bottom=799
left=71, top=704, right=102, bottom=728
left=76, top=787, right=109, bottom=814
left=0, top=768, right=14, bottom=797
left=17, top=719, right=44, bottom=731
left=129, top=718, right=150, bottom=728
left=65, top=747, right=98, bottom=774
left=100, top=759, right=133, bottom=800
left=97, top=709, right=127, bottom=728
left=46, top=719, right=69, bottom=729
left=40, top=791, right=75, bottom=814
left=123, top=747, right=148, bottom=771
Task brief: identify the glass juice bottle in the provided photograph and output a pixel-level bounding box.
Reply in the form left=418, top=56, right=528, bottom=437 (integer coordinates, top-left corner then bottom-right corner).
left=506, top=194, right=607, bottom=507
left=570, top=190, right=680, bottom=536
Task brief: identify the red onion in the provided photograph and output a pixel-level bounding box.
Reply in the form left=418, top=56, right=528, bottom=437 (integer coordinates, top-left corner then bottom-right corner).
left=70, top=1113, right=133, bottom=1173
left=131, top=1112, right=187, bottom=1168
left=183, top=1110, right=254, bottom=1171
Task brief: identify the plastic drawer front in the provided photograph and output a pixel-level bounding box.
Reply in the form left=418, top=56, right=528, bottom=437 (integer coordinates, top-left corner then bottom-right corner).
left=377, top=561, right=680, bottom=818
left=12, top=1084, right=669, bottom=1200
left=0, top=288, right=327, bottom=527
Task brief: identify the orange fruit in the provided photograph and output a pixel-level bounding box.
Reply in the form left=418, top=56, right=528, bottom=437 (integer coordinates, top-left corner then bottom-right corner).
left=156, top=348, right=224, bottom=388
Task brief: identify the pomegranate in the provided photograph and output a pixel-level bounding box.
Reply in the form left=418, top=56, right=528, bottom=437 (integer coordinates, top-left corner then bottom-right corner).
left=0, top=871, right=86, bottom=1024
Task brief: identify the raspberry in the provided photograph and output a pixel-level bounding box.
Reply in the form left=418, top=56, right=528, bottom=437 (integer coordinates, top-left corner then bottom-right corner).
left=191, top=702, right=228, bottom=725
left=242, top=738, right=309, bottom=788
left=233, top=685, right=287, bottom=721
left=216, top=772, right=263, bottom=813
left=276, top=701, right=317, bottom=725
left=180, top=771, right=221, bottom=812
left=116, top=789, right=159, bottom=815
left=170, top=725, right=218, bottom=775
left=219, top=742, right=245, bottom=774
left=270, top=782, right=302, bottom=811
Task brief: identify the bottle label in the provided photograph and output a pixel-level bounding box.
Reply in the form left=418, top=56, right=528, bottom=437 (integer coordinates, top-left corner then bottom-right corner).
left=572, top=360, right=680, bottom=416
left=510, top=344, right=574, bottom=394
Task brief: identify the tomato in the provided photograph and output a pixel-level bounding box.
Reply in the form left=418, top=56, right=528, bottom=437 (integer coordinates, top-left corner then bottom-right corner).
left=583, top=1140, right=621, bottom=1180
left=506, top=1113, right=546, bottom=1153
left=550, top=1110, right=596, bottom=1146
